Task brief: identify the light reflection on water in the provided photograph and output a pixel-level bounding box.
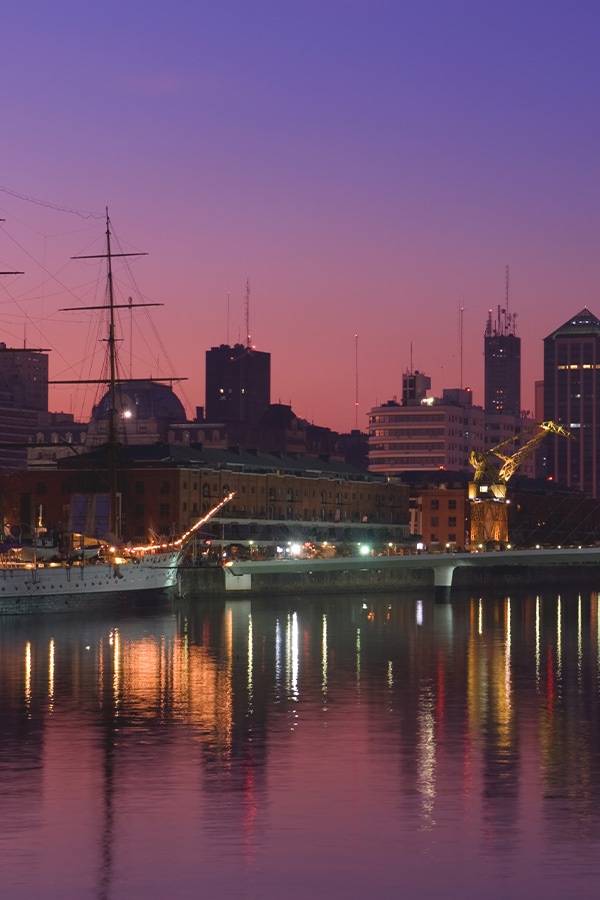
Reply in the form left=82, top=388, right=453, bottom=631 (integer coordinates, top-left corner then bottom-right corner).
left=0, top=588, right=600, bottom=898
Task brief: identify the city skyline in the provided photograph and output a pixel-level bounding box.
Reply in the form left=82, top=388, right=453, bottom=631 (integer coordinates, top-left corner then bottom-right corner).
left=1, top=1, right=599, bottom=432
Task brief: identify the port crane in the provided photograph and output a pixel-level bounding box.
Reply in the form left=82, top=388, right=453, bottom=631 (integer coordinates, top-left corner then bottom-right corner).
left=469, top=421, right=572, bottom=548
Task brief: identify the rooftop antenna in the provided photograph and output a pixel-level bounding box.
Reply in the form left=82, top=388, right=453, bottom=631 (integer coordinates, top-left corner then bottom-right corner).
left=410, top=341, right=413, bottom=373
left=245, top=278, right=251, bottom=349
left=459, top=303, right=464, bottom=389
left=227, top=290, right=230, bottom=346
left=128, top=296, right=133, bottom=378
left=354, top=332, right=359, bottom=429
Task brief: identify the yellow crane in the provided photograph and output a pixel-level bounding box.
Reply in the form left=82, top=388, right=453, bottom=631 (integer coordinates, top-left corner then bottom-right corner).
left=469, top=421, right=572, bottom=548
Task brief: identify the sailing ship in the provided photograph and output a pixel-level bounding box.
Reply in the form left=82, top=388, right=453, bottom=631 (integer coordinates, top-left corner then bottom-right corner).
left=0, top=211, right=232, bottom=612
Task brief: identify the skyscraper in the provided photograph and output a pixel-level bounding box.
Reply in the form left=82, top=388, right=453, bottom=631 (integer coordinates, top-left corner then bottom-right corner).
left=543, top=307, right=600, bottom=498
left=205, top=343, right=271, bottom=425
left=484, top=307, right=521, bottom=417
left=0, top=344, right=48, bottom=411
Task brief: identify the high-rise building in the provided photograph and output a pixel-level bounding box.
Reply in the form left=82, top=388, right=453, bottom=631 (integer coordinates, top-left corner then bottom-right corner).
left=0, top=344, right=48, bottom=411
left=543, top=307, right=600, bottom=498
left=484, top=307, right=521, bottom=417
left=368, top=379, right=485, bottom=476
left=205, top=344, right=270, bottom=425
left=0, top=345, right=48, bottom=472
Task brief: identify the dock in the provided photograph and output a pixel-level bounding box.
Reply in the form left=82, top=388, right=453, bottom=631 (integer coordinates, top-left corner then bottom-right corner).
left=180, top=546, right=600, bottom=598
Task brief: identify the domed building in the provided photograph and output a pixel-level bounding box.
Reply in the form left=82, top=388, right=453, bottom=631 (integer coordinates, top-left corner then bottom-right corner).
left=86, top=379, right=187, bottom=446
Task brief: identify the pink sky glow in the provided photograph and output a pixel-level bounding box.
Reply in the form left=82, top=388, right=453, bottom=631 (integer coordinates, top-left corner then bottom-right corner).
left=1, top=1, right=599, bottom=432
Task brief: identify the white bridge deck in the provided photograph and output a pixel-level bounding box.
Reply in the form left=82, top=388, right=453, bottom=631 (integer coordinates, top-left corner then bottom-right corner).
left=226, top=547, right=600, bottom=591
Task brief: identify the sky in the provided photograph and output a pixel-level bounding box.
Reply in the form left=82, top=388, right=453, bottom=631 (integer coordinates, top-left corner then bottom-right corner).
left=1, top=0, right=599, bottom=432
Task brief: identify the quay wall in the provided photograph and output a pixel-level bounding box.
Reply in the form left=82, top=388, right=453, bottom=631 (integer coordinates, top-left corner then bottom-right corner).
left=179, top=557, right=600, bottom=597
left=180, top=564, right=430, bottom=596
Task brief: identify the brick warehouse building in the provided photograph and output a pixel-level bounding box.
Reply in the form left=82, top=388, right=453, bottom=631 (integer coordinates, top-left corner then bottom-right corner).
left=1, top=444, right=409, bottom=556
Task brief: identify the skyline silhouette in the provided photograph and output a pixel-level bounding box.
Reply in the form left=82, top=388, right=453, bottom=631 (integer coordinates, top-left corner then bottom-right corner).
left=1, top=1, right=598, bottom=432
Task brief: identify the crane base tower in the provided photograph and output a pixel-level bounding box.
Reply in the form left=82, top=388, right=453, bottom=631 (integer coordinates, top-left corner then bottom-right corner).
left=469, top=499, right=508, bottom=548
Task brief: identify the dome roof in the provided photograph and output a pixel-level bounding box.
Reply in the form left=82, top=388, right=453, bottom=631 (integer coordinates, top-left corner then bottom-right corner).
left=92, top=380, right=186, bottom=423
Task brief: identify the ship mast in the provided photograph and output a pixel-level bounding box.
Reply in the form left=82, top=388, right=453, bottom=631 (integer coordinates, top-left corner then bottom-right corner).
left=105, top=213, right=119, bottom=536
left=60, top=210, right=188, bottom=540
left=67, top=209, right=148, bottom=539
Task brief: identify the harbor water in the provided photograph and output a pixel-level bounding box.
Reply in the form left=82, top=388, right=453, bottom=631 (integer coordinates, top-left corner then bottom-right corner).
left=1, top=585, right=600, bottom=898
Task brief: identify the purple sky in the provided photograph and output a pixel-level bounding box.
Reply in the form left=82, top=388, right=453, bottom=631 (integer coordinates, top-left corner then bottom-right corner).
left=1, top=1, right=599, bottom=432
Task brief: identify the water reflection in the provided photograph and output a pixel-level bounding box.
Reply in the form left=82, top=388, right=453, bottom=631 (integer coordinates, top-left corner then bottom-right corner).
left=0, top=589, right=599, bottom=897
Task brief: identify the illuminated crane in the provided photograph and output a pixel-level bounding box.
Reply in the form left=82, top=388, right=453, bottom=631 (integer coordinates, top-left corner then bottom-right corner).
left=469, top=421, right=572, bottom=548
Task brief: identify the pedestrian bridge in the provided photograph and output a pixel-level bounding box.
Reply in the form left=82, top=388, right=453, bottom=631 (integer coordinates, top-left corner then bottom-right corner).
left=225, top=547, right=600, bottom=593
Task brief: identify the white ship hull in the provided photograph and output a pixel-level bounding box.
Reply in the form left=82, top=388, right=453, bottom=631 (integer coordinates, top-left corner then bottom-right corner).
left=0, top=551, right=181, bottom=614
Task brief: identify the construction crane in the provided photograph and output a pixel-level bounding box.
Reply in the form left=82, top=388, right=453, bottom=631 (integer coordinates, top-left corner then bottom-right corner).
left=469, top=421, right=572, bottom=548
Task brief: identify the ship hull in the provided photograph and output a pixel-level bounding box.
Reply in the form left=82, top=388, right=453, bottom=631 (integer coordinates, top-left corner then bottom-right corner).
left=0, top=552, right=180, bottom=615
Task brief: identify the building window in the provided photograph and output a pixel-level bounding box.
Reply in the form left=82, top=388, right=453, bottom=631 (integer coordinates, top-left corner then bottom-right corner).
left=448, top=516, right=457, bottom=527
left=160, top=481, right=170, bottom=494
left=159, top=504, right=170, bottom=516
left=431, top=499, right=439, bottom=509
left=448, top=499, right=457, bottom=510
left=431, top=516, right=439, bottom=527
left=135, top=481, right=144, bottom=495
left=135, top=503, right=144, bottom=516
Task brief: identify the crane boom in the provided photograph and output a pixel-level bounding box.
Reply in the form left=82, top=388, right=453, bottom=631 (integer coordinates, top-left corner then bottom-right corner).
left=469, top=420, right=573, bottom=549
left=471, top=421, right=572, bottom=484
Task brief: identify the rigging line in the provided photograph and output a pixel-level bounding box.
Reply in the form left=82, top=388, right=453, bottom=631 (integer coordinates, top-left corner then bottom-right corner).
left=110, top=251, right=180, bottom=386
left=0, top=185, right=103, bottom=220
left=0, top=203, right=100, bottom=241
left=113, top=234, right=181, bottom=385
left=518, top=492, right=578, bottom=545
left=0, top=226, right=91, bottom=308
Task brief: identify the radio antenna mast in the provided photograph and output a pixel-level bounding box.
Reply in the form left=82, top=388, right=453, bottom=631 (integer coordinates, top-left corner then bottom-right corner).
left=459, top=304, right=464, bottom=389
left=355, top=332, right=359, bottom=429
left=245, top=278, right=251, bottom=349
